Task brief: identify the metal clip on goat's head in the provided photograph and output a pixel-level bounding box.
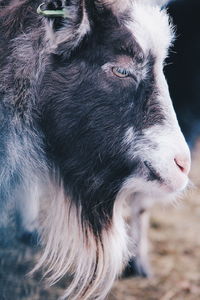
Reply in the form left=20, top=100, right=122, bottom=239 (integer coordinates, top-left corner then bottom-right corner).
left=37, top=3, right=69, bottom=18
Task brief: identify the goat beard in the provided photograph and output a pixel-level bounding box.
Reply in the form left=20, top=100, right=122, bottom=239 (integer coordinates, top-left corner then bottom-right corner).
left=31, top=181, right=130, bottom=300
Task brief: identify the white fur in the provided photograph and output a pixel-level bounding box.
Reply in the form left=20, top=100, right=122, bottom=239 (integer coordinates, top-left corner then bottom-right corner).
left=136, top=210, right=149, bottom=262
left=128, top=199, right=151, bottom=275
left=17, top=182, right=40, bottom=233
left=122, top=4, right=190, bottom=197
left=32, top=181, right=130, bottom=300
left=127, top=3, right=174, bottom=63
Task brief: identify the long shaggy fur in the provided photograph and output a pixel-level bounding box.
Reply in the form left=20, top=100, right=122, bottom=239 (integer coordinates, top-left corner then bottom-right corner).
left=33, top=181, right=129, bottom=300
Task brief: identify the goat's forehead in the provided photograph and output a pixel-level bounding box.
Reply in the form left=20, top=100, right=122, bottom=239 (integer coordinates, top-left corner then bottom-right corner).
left=126, top=3, right=174, bottom=61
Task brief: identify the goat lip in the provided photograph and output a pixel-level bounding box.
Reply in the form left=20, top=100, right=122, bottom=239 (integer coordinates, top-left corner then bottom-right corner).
left=144, top=161, right=164, bottom=183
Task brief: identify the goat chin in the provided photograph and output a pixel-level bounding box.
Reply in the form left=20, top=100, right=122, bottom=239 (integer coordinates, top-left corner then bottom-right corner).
left=31, top=182, right=130, bottom=300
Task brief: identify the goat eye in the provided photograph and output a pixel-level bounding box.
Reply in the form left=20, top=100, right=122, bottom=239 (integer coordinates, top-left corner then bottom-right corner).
left=112, top=67, right=130, bottom=78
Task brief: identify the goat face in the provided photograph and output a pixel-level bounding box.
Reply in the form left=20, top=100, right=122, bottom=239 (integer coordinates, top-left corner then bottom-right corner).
left=40, top=0, right=190, bottom=224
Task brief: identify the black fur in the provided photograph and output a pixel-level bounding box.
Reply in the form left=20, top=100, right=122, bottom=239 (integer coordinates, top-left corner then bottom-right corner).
left=39, top=23, right=163, bottom=234
left=122, top=257, right=150, bottom=278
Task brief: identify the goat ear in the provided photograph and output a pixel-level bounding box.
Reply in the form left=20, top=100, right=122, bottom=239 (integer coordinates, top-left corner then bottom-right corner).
left=41, top=0, right=90, bottom=54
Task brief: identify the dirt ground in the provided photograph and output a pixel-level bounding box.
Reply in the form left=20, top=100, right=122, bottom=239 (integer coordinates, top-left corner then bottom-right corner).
left=1, top=143, right=200, bottom=300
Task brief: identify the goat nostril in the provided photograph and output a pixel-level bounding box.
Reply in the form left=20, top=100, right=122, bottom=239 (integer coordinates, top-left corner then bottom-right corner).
left=176, top=161, right=184, bottom=172
left=174, top=157, right=190, bottom=175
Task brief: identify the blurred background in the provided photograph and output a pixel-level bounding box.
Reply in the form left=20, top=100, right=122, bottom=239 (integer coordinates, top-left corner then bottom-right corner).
left=1, top=0, right=200, bottom=299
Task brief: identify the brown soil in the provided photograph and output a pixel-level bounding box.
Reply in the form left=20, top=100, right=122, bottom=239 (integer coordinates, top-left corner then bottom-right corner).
left=1, top=143, right=200, bottom=300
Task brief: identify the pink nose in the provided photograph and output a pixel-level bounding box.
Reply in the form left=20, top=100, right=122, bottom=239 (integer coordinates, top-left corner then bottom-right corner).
left=174, top=155, right=191, bottom=176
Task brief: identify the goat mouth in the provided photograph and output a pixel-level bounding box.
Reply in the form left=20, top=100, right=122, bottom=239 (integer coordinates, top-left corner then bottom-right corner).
left=144, top=161, right=164, bottom=183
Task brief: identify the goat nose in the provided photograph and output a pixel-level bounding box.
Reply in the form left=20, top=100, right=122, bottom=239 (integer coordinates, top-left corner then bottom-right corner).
left=174, top=155, right=191, bottom=176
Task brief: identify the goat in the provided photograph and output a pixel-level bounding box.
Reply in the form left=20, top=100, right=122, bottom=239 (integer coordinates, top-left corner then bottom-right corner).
left=0, top=0, right=191, bottom=299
